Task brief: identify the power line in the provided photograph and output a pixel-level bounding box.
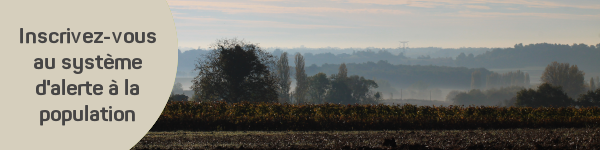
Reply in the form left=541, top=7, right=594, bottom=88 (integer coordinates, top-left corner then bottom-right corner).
left=399, top=41, right=409, bottom=52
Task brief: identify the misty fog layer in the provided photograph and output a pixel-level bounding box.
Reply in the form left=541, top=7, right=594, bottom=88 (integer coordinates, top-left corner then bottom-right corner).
left=174, top=43, right=600, bottom=106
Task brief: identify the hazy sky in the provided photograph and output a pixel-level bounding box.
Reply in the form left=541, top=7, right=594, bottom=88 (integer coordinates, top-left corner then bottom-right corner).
left=167, top=0, right=600, bottom=49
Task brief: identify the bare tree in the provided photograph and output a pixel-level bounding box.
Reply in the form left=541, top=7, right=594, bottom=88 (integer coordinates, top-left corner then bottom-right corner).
left=540, top=61, right=585, bottom=98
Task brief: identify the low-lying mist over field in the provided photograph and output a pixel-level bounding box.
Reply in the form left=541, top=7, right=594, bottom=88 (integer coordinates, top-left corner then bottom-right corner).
left=174, top=43, right=600, bottom=106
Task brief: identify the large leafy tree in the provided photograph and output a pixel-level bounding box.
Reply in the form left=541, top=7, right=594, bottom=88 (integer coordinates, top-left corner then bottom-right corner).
left=326, top=63, right=352, bottom=104
left=540, top=61, right=585, bottom=98
left=325, top=63, right=378, bottom=104
left=348, top=75, right=378, bottom=104
left=577, top=88, right=600, bottom=107
left=577, top=89, right=600, bottom=107
left=326, top=74, right=352, bottom=104
left=307, top=72, right=330, bottom=104
left=191, top=38, right=278, bottom=103
left=515, top=83, right=573, bottom=107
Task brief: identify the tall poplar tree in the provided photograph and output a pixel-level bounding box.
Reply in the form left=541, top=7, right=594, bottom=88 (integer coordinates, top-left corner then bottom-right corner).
left=276, top=52, right=291, bottom=103
left=294, top=53, right=308, bottom=104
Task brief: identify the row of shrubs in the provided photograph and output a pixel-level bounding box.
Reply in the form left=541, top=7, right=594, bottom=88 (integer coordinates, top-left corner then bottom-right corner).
left=150, top=101, right=600, bottom=131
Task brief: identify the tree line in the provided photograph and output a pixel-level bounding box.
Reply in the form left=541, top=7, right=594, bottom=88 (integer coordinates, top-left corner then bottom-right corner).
left=467, top=70, right=530, bottom=90
left=516, top=62, right=599, bottom=107
left=281, top=53, right=381, bottom=104
left=305, top=61, right=491, bottom=89
left=456, top=43, right=600, bottom=70
left=176, top=42, right=600, bottom=77
left=451, top=61, right=600, bottom=107
left=189, top=38, right=381, bottom=104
